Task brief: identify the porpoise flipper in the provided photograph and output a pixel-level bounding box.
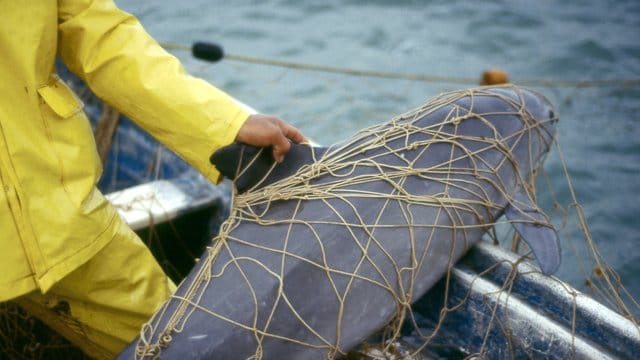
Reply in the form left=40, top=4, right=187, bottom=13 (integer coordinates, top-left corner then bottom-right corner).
left=210, top=143, right=325, bottom=194
left=504, top=187, right=561, bottom=275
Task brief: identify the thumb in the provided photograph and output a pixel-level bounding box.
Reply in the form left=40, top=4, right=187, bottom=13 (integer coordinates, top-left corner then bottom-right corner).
left=271, top=132, right=291, bottom=163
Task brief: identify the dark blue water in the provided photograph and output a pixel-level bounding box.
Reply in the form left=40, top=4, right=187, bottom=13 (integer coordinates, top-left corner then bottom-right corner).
left=115, top=0, right=640, bottom=311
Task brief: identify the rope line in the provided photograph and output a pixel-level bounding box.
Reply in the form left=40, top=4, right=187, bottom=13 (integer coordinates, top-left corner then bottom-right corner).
left=161, top=42, right=640, bottom=88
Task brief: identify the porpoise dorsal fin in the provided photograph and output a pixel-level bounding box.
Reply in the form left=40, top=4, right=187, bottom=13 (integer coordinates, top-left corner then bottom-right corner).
left=210, top=143, right=324, bottom=194
left=504, top=187, right=561, bottom=275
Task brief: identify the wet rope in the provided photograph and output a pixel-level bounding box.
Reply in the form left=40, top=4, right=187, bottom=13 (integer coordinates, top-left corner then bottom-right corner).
left=161, top=42, right=640, bottom=88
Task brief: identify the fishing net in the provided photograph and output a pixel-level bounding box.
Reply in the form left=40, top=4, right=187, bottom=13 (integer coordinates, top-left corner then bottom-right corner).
left=1, top=77, right=638, bottom=359
left=0, top=302, right=89, bottom=359
left=122, top=85, right=638, bottom=359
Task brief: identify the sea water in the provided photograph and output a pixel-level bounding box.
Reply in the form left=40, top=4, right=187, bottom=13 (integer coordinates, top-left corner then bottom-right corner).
left=116, top=0, right=640, bottom=320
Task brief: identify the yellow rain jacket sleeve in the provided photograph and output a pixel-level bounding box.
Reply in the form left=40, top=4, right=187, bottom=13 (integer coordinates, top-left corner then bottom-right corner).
left=58, top=0, right=250, bottom=182
left=0, top=0, right=249, bottom=302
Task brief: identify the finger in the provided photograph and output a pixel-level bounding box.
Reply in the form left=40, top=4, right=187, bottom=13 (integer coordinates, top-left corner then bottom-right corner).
left=271, top=130, right=291, bottom=163
left=272, top=144, right=287, bottom=163
left=281, top=123, right=307, bottom=144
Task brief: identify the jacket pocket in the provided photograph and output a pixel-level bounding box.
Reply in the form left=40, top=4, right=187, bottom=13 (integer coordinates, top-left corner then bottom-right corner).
left=38, top=75, right=103, bottom=210
left=37, top=75, right=84, bottom=118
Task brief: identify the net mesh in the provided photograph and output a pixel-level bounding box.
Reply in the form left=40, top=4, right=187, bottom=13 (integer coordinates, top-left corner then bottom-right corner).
left=1, top=79, right=638, bottom=359
left=126, top=85, right=638, bottom=359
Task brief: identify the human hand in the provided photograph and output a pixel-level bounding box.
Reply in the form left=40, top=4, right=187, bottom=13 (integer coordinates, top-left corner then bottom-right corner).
left=235, top=114, right=307, bottom=163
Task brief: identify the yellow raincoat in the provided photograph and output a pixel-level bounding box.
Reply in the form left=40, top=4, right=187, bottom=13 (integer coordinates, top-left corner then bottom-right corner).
left=0, top=0, right=248, bottom=304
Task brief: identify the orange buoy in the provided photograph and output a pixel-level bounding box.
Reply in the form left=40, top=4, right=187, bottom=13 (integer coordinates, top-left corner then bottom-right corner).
left=481, top=68, right=509, bottom=85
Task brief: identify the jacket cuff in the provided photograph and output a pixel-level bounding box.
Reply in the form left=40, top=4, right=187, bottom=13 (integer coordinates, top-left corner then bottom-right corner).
left=206, top=108, right=250, bottom=183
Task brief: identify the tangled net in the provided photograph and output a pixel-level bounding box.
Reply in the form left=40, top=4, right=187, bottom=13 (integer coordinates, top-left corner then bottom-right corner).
left=0, top=302, right=88, bottom=359
left=2, top=84, right=638, bottom=359
left=127, top=85, right=640, bottom=359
